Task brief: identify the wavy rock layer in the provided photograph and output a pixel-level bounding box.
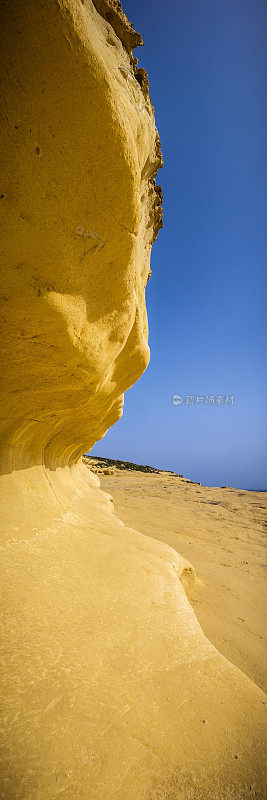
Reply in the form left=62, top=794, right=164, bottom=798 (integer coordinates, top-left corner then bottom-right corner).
left=0, top=2, right=266, bottom=799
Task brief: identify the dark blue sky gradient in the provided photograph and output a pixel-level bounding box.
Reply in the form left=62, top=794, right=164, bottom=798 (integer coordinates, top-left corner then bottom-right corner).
left=91, top=0, right=267, bottom=489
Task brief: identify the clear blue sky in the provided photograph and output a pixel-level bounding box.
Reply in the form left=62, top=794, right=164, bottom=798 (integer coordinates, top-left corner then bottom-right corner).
left=90, top=0, right=267, bottom=490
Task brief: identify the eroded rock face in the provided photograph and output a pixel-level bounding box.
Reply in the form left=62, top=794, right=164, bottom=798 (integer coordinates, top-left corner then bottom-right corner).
left=0, top=0, right=162, bottom=472
left=0, top=3, right=266, bottom=799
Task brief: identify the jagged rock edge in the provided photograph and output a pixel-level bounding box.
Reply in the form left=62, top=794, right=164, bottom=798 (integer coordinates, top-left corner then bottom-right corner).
left=92, top=0, right=163, bottom=244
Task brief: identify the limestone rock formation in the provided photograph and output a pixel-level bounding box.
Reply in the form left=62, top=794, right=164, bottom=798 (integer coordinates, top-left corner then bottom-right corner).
left=0, top=2, right=266, bottom=799
left=0, top=0, right=163, bottom=472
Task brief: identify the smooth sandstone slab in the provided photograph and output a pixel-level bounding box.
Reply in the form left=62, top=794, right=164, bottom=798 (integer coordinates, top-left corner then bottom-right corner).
left=1, top=462, right=266, bottom=799
left=0, top=2, right=266, bottom=798
left=95, top=461, right=267, bottom=692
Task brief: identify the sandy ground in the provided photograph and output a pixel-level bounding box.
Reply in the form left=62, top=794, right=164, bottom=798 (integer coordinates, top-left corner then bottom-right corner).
left=87, top=458, right=267, bottom=693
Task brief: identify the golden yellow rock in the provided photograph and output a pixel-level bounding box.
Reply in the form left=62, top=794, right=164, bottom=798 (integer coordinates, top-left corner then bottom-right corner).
left=0, top=2, right=266, bottom=798
left=93, top=457, right=267, bottom=692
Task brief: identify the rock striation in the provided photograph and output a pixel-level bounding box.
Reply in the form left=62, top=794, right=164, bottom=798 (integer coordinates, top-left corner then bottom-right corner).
left=0, top=2, right=266, bottom=799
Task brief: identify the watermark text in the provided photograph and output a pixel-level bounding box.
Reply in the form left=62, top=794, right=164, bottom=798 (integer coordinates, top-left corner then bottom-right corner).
left=172, top=394, right=235, bottom=406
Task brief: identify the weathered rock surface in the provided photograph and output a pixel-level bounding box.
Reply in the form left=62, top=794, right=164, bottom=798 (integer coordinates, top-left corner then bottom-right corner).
left=0, top=2, right=266, bottom=798
left=0, top=0, right=162, bottom=472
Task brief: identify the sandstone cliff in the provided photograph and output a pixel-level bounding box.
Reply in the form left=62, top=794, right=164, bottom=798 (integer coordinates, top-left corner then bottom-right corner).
left=0, top=2, right=266, bottom=799
left=0, top=0, right=162, bottom=472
